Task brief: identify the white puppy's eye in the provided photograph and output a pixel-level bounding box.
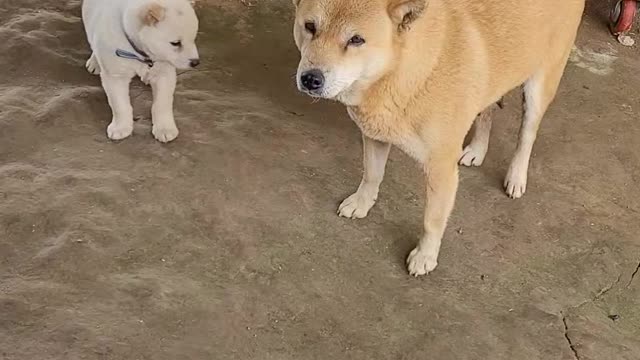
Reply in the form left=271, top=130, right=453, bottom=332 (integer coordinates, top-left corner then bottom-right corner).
left=347, top=35, right=365, bottom=47
left=304, top=22, right=316, bottom=35
left=170, top=40, right=182, bottom=47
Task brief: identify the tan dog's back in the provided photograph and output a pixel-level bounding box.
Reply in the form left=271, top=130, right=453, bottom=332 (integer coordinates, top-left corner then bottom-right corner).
left=362, top=0, right=586, bottom=122
left=446, top=0, right=586, bottom=105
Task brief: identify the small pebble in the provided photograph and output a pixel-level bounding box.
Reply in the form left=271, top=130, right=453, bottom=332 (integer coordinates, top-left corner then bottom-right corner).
left=617, top=34, right=635, bottom=47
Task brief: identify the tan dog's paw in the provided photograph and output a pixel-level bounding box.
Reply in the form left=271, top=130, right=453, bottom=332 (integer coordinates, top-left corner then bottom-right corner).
left=107, top=122, right=133, bottom=140
left=85, top=54, right=101, bottom=75
left=152, top=125, right=179, bottom=143
left=504, top=165, right=528, bottom=199
left=406, top=247, right=438, bottom=276
left=337, top=191, right=376, bottom=219
left=459, top=144, right=487, bottom=167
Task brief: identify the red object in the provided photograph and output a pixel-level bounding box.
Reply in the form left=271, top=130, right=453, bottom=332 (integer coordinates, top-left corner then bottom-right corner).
left=610, top=0, right=637, bottom=35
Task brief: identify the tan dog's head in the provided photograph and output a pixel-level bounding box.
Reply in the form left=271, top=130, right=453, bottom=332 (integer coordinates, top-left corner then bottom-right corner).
left=292, top=0, right=426, bottom=105
left=128, top=0, right=200, bottom=70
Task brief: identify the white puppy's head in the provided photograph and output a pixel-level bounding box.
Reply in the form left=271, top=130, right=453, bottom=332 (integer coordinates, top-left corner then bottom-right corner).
left=128, top=0, right=200, bottom=70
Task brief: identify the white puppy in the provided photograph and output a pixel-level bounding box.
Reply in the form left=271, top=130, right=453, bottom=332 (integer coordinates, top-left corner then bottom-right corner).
left=82, top=0, right=200, bottom=142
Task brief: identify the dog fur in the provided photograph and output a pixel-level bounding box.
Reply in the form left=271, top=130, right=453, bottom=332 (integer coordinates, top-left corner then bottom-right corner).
left=82, top=0, right=200, bottom=142
left=292, top=0, right=585, bottom=275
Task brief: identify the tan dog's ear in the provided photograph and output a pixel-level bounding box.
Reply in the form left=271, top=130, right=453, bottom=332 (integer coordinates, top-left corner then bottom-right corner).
left=141, top=2, right=166, bottom=26
left=292, top=0, right=301, bottom=8
left=388, top=0, right=427, bottom=31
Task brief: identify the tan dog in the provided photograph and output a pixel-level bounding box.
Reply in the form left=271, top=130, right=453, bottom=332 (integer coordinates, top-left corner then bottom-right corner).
left=292, top=0, right=585, bottom=276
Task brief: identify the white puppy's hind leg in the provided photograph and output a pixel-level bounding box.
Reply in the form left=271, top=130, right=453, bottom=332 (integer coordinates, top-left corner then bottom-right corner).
left=101, top=75, right=134, bottom=140
left=148, top=64, right=179, bottom=143
left=338, top=135, right=391, bottom=219
left=85, top=53, right=101, bottom=75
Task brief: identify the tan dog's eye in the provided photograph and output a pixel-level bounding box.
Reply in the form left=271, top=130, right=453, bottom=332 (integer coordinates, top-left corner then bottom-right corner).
left=347, top=35, right=365, bottom=47
left=304, top=22, right=316, bottom=35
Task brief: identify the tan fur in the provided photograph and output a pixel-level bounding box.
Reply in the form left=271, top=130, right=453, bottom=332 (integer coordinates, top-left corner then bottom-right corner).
left=292, top=0, right=585, bottom=275
left=142, top=3, right=166, bottom=26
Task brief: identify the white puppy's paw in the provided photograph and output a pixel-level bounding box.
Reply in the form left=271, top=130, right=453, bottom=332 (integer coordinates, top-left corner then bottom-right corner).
left=406, top=247, right=438, bottom=276
left=504, top=165, right=528, bottom=199
left=459, top=144, right=487, bottom=167
left=85, top=54, right=101, bottom=75
left=338, top=191, right=376, bottom=219
left=152, top=124, right=179, bottom=143
left=107, top=122, right=133, bottom=141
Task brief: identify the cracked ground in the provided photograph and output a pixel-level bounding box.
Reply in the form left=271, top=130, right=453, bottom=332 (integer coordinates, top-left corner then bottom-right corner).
left=0, top=0, right=639, bottom=359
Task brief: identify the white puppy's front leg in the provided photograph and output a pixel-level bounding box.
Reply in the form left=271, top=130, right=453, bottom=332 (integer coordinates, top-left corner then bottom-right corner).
left=148, top=64, right=179, bottom=143
left=85, top=52, right=101, bottom=75
left=101, top=75, right=134, bottom=140
left=338, top=134, right=391, bottom=219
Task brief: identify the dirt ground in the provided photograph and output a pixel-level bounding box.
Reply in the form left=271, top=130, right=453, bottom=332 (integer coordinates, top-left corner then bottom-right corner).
left=1, top=0, right=639, bottom=359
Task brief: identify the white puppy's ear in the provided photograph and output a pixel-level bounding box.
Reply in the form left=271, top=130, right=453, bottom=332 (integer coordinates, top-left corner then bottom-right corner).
left=388, top=0, right=427, bottom=31
left=140, top=2, right=166, bottom=26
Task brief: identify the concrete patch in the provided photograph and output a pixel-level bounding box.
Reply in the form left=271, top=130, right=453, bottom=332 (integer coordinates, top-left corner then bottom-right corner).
left=570, top=46, right=618, bottom=75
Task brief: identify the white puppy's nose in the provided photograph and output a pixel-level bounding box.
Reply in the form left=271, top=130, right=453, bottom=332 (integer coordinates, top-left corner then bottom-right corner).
left=189, top=58, right=200, bottom=68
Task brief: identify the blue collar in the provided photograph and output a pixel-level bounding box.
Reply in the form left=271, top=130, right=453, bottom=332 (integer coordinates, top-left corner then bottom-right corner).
left=115, top=33, right=153, bottom=67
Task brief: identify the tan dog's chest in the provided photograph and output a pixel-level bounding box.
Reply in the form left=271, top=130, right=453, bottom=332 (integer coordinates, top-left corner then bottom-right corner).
left=347, top=107, right=427, bottom=161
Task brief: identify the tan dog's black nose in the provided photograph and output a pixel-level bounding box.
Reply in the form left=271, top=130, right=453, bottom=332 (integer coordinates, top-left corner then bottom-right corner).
left=190, top=59, right=200, bottom=68
left=301, top=69, right=324, bottom=91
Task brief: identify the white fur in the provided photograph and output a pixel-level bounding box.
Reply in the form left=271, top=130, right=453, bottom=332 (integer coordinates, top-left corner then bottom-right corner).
left=504, top=72, right=544, bottom=198
left=459, top=107, right=494, bottom=167
left=82, top=0, right=200, bottom=142
left=338, top=134, right=391, bottom=219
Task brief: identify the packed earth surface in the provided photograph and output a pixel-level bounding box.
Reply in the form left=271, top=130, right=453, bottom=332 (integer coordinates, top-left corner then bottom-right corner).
left=1, top=0, right=639, bottom=359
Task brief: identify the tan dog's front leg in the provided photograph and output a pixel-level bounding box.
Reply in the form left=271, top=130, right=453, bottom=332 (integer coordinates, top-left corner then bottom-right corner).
left=459, top=108, right=493, bottom=167
left=407, top=152, right=459, bottom=276
left=148, top=64, right=179, bottom=143
left=101, top=75, right=134, bottom=140
left=338, top=134, right=391, bottom=219
left=459, top=100, right=503, bottom=167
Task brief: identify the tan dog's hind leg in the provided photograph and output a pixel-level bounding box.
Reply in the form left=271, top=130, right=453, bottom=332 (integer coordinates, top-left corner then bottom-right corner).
left=338, top=135, right=391, bottom=219
left=459, top=107, right=495, bottom=167
left=407, top=149, right=459, bottom=276
left=85, top=52, right=101, bottom=75
left=504, top=51, right=571, bottom=198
